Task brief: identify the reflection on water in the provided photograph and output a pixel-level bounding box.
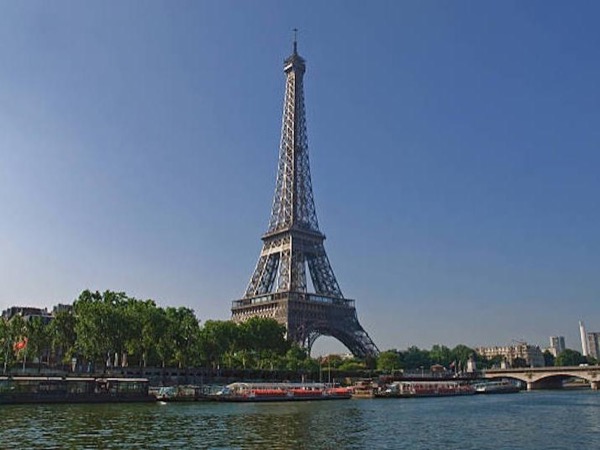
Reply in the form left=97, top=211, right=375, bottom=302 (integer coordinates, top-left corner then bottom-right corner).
left=1, top=391, right=600, bottom=449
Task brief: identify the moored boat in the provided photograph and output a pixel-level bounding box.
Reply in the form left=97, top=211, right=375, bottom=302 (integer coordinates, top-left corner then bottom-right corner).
left=351, top=379, right=375, bottom=399
left=211, top=382, right=352, bottom=402
left=0, top=376, right=155, bottom=404
left=375, top=381, right=475, bottom=398
left=473, top=380, right=521, bottom=394
left=155, top=385, right=208, bottom=402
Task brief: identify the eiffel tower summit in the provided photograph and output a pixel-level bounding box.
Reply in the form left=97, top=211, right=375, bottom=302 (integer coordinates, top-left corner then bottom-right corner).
left=231, top=36, right=379, bottom=358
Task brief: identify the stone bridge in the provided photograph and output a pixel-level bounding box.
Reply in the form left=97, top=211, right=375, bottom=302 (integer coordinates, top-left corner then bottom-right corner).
left=484, top=366, right=600, bottom=390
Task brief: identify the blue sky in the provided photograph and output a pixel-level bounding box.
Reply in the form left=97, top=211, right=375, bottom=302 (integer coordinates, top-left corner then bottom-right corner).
left=1, top=1, right=599, bottom=355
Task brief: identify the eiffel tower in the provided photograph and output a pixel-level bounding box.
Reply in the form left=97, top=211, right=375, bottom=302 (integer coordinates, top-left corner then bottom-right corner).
left=231, top=38, right=379, bottom=358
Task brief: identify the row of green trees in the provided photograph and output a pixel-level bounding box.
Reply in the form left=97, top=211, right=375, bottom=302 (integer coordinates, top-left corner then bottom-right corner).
left=546, top=348, right=597, bottom=367
left=2, top=290, right=596, bottom=374
left=376, top=345, right=478, bottom=372
left=1, top=290, right=312, bottom=372
left=376, top=345, right=598, bottom=372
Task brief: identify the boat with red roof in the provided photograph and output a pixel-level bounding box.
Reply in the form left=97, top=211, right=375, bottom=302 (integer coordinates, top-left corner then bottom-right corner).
left=211, top=382, right=352, bottom=402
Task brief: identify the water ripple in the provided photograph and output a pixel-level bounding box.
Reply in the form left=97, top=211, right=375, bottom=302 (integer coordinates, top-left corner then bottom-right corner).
left=1, top=391, right=599, bottom=449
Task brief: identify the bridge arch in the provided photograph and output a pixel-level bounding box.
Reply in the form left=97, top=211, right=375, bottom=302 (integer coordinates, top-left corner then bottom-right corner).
left=484, top=367, right=600, bottom=390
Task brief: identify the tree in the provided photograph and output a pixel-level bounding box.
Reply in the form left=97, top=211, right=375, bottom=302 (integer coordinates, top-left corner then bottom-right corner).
left=283, top=345, right=309, bottom=372
left=73, top=290, right=131, bottom=369
left=338, top=358, right=366, bottom=372
left=124, top=299, right=165, bottom=368
left=155, top=308, right=177, bottom=368
left=9, top=314, right=27, bottom=366
left=450, top=344, right=475, bottom=369
left=402, top=346, right=431, bottom=370
left=511, top=357, right=528, bottom=368
left=26, top=317, right=51, bottom=371
left=74, top=290, right=111, bottom=367
left=240, top=317, right=288, bottom=355
left=49, top=310, right=77, bottom=365
left=0, top=318, right=11, bottom=373
left=166, top=307, right=201, bottom=368
left=377, top=350, right=403, bottom=372
left=480, top=354, right=504, bottom=369
left=102, top=291, right=133, bottom=367
left=586, top=356, right=598, bottom=365
left=430, top=345, right=452, bottom=368
left=543, top=350, right=555, bottom=367
left=198, top=320, right=239, bottom=368
left=555, top=349, right=586, bottom=367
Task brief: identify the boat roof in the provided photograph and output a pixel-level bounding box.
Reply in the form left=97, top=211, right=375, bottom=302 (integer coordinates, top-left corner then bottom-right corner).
left=226, top=382, right=327, bottom=389
left=0, top=376, right=148, bottom=383
left=101, top=378, right=149, bottom=382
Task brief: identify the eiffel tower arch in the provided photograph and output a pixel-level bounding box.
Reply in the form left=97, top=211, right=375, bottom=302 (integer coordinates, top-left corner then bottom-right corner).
left=231, top=39, right=378, bottom=358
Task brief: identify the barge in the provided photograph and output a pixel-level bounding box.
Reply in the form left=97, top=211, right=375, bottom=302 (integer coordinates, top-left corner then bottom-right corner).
left=211, top=382, right=352, bottom=402
left=473, top=380, right=521, bottom=394
left=0, top=376, right=155, bottom=404
left=376, top=381, right=475, bottom=398
left=155, top=385, right=208, bottom=402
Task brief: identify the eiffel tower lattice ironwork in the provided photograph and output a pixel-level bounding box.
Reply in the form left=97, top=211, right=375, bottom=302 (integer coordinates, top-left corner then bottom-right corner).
left=231, top=39, right=379, bottom=358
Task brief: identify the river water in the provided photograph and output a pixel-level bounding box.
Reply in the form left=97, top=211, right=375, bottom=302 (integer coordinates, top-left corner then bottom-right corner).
left=2, top=390, right=599, bottom=449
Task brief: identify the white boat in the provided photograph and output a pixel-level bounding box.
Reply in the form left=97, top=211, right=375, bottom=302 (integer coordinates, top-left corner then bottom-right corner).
left=474, top=380, right=521, bottom=394
left=376, top=381, right=475, bottom=398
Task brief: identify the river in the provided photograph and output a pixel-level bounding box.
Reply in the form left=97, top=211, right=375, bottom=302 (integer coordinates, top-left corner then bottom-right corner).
left=2, top=390, right=599, bottom=449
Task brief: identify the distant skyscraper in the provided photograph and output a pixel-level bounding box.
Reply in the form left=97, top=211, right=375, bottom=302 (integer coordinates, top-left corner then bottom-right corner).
left=587, top=332, right=600, bottom=360
left=580, top=321, right=589, bottom=356
left=549, top=336, right=566, bottom=357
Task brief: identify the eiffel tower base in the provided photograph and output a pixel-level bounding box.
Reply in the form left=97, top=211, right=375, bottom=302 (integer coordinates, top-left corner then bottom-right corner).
left=232, top=291, right=378, bottom=358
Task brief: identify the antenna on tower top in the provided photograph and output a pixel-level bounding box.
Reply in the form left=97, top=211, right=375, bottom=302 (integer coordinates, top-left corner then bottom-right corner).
left=293, top=28, right=298, bottom=54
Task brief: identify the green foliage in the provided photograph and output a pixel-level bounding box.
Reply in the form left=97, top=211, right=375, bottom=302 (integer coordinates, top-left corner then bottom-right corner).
left=403, top=346, right=431, bottom=370
left=31, top=291, right=296, bottom=371
left=478, top=354, right=504, bottom=369
left=429, top=345, right=452, bottom=367
left=49, top=310, right=77, bottom=363
left=512, top=357, right=528, bottom=368
left=9, top=315, right=27, bottom=364
left=240, top=317, right=289, bottom=355
left=543, top=350, right=555, bottom=367
left=283, top=345, right=309, bottom=371
left=338, top=358, right=366, bottom=372
left=26, top=317, right=51, bottom=369
left=377, top=350, right=402, bottom=372
left=451, top=344, right=475, bottom=367
left=586, top=356, right=598, bottom=365
left=376, top=344, right=478, bottom=372
left=4, top=290, right=522, bottom=377
left=124, top=299, right=165, bottom=367
left=166, top=307, right=201, bottom=368
left=199, top=320, right=240, bottom=368
left=555, top=349, right=586, bottom=367
left=73, top=290, right=130, bottom=367
left=0, top=318, right=11, bottom=370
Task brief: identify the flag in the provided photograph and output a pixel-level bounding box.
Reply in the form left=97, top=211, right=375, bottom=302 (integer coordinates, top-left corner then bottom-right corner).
left=13, top=337, right=28, bottom=351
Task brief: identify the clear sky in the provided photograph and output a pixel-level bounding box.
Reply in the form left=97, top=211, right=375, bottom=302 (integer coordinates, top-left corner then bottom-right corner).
left=1, top=1, right=599, bottom=355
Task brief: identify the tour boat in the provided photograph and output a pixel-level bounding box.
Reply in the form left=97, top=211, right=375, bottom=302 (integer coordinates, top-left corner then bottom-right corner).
left=473, top=380, right=521, bottom=394
left=154, top=385, right=208, bottom=402
left=351, top=379, right=376, bottom=399
left=211, top=382, right=352, bottom=402
left=375, top=381, right=476, bottom=398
